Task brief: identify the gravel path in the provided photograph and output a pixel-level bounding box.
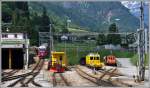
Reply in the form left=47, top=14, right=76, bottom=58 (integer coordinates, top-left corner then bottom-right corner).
left=63, top=68, right=97, bottom=87
left=116, top=58, right=137, bottom=77
left=117, top=58, right=148, bottom=78
left=116, top=58, right=149, bottom=87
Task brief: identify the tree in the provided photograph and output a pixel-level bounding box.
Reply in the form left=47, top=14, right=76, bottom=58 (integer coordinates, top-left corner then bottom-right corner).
left=61, top=24, right=68, bottom=33
left=15, top=2, right=29, bottom=19
left=39, top=7, right=51, bottom=32
left=5, top=2, right=39, bottom=45
left=107, top=23, right=121, bottom=45
left=96, top=33, right=106, bottom=45
left=2, top=3, right=12, bottom=22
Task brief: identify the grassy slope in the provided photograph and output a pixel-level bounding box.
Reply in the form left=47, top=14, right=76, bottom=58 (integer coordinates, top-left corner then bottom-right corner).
left=130, top=53, right=149, bottom=66
left=68, top=28, right=89, bottom=33
left=53, top=42, right=135, bottom=65
left=54, top=42, right=96, bottom=65
left=51, top=28, right=137, bottom=65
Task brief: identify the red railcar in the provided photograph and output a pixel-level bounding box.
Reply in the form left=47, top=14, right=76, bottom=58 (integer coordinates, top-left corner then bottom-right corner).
left=38, top=48, right=47, bottom=59
left=104, top=55, right=117, bottom=66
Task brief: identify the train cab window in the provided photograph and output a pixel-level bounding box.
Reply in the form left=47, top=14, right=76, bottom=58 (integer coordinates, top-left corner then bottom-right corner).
left=60, top=56, right=62, bottom=61
left=90, top=57, right=93, bottom=60
left=96, top=57, right=99, bottom=60
left=111, top=57, right=113, bottom=60
left=110, top=57, right=112, bottom=60
left=94, top=57, right=98, bottom=60
left=112, top=57, right=114, bottom=60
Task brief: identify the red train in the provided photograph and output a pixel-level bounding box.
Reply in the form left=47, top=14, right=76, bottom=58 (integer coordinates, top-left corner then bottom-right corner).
left=104, top=55, right=117, bottom=66
left=38, top=45, right=48, bottom=59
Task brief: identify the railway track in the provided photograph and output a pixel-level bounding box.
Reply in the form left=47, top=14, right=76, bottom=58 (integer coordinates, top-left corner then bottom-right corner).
left=98, top=67, right=124, bottom=77
left=2, top=60, right=41, bottom=82
left=75, top=65, right=115, bottom=86
left=75, top=67, right=100, bottom=86
left=2, top=70, right=14, bottom=75
left=2, top=70, right=19, bottom=78
left=20, top=59, right=44, bottom=87
left=75, top=65, right=132, bottom=87
left=6, top=59, right=44, bottom=87
left=52, top=72, right=70, bottom=87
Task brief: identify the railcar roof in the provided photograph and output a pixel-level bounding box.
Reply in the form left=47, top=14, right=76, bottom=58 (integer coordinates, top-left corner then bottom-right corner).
left=87, top=53, right=100, bottom=57
left=51, top=52, right=65, bottom=54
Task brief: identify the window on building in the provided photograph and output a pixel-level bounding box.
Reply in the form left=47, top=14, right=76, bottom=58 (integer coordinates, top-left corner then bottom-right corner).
left=14, top=34, right=17, bottom=38
left=90, top=57, right=93, bottom=60
left=2, top=34, right=8, bottom=38
left=96, top=57, right=99, bottom=60
left=2, top=34, right=5, bottom=38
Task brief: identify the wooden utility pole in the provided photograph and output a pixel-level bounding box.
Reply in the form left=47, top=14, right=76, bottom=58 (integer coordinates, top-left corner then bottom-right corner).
left=9, top=49, right=12, bottom=69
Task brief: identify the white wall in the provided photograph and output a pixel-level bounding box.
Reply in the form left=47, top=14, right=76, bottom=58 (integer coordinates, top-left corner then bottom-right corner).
left=1, top=33, right=24, bottom=39
left=104, top=44, right=121, bottom=50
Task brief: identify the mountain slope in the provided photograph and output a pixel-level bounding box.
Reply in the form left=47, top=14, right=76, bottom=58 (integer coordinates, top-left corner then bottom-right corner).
left=121, top=1, right=149, bottom=26
left=29, top=1, right=141, bottom=32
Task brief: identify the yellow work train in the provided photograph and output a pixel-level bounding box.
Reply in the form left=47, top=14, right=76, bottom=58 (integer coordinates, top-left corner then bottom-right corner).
left=48, top=51, right=67, bottom=72
left=80, top=53, right=104, bottom=69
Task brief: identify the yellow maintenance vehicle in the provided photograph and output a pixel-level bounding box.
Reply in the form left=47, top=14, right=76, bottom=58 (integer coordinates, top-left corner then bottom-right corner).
left=48, top=51, right=67, bottom=72
left=80, top=53, right=104, bottom=69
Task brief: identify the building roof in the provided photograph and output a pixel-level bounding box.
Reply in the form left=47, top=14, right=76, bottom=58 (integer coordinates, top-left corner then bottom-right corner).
left=1, top=32, right=23, bottom=34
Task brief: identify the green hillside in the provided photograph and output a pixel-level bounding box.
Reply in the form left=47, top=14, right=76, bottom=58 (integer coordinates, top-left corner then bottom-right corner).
left=28, top=1, right=140, bottom=32
left=2, top=1, right=141, bottom=45
left=68, top=28, right=89, bottom=33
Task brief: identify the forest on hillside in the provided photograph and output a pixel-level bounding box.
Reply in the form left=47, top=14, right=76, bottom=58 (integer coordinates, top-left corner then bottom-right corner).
left=2, top=1, right=142, bottom=45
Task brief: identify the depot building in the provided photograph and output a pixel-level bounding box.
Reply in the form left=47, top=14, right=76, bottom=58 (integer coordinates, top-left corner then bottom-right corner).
left=1, top=33, right=29, bottom=69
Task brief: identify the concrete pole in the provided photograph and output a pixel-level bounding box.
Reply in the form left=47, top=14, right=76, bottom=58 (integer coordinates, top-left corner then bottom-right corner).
left=76, top=46, right=78, bottom=60
left=25, top=33, right=28, bottom=70
left=38, top=32, right=40, bottom=46
left=49, top=24, right=52, bottom=59
left=137, top=29, right=140, bottom=79
left=138, top=1, right=145, bottom=81
left=26, top=39, right=29, bottom=70
left=65, top=40, right=66, bottom=52
left=0, top=2, right=2, bottom=84
left=145, top=29, right=147, bottom=54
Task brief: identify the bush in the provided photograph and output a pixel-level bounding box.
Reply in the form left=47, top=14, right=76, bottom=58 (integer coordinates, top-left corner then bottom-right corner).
left=130, top=54, right=138, bottom=66
left=99, top=50, right=134, bottom=58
